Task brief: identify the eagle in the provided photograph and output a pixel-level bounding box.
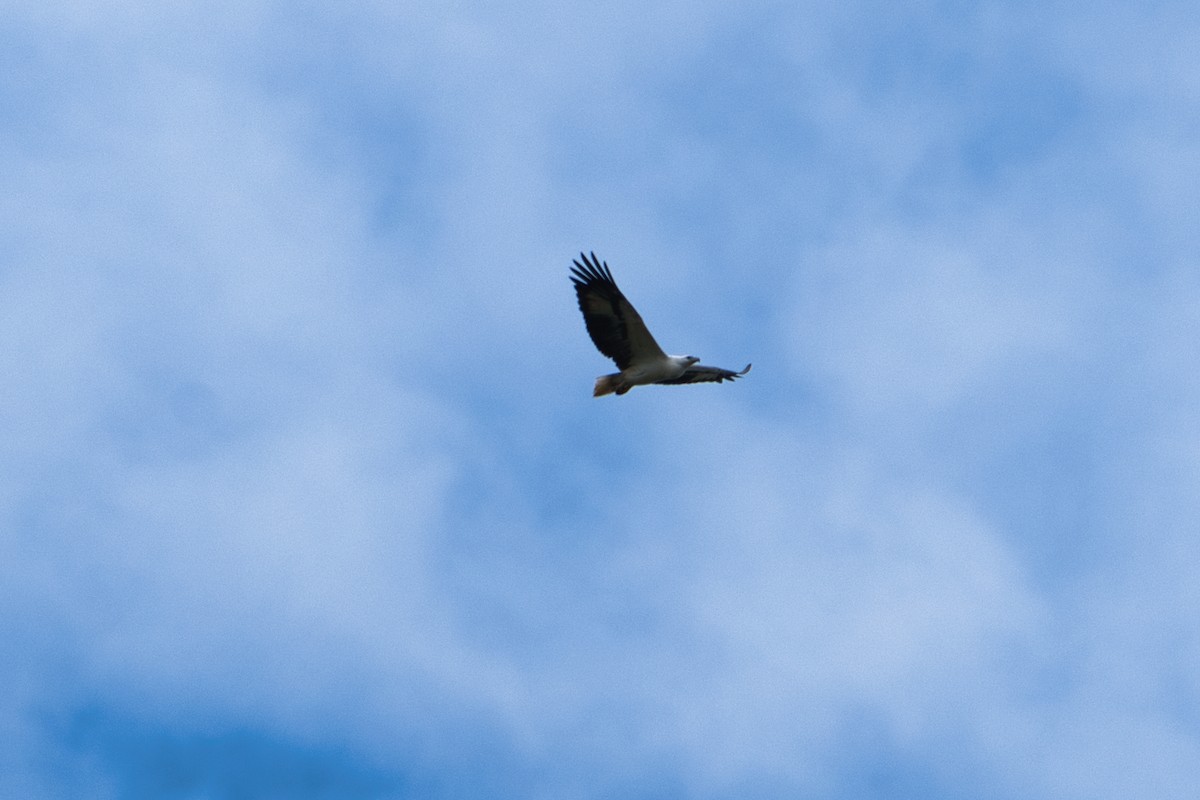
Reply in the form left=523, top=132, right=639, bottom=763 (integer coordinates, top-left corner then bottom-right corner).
left=570, top=252, right=751, bottom=397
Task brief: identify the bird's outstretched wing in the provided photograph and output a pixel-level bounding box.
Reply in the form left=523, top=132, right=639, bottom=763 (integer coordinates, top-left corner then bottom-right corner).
left=655, top=363, right=752, bottom=385
left=570, top=252, right=666, bottom=370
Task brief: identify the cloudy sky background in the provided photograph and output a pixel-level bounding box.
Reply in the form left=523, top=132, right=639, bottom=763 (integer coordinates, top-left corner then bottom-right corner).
left=4, top=1, right=1199, bottom=797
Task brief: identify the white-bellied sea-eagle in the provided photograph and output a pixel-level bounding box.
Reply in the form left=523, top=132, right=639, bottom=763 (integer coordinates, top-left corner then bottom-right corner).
left=570, top=252, right=751, bottom=397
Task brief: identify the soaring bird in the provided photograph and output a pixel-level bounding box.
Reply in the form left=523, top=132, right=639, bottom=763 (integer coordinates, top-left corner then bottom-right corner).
left=570, top=252, right=751, bottom=397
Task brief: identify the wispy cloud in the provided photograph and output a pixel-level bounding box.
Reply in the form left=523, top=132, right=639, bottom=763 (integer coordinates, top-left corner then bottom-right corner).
left=3, top=2, right=1198, bottom=798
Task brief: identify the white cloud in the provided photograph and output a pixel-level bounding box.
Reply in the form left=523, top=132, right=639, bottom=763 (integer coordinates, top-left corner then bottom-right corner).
left=4, top=2, right=1200, bottom=798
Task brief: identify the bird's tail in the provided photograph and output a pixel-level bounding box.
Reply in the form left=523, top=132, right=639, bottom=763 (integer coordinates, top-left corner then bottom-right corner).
left=593, top=373, right=622, bottom=397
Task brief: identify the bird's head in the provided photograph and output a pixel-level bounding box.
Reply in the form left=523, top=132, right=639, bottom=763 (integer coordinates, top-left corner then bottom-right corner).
left=685, top=355, right=701, bottom=366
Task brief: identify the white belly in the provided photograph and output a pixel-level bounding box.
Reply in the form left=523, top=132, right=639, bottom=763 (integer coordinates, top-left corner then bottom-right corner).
left=622, top=357, right=686, bottom=385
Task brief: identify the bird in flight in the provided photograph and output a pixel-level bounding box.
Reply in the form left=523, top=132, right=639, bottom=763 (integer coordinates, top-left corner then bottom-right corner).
left=570, top=252, right=751, bottom=397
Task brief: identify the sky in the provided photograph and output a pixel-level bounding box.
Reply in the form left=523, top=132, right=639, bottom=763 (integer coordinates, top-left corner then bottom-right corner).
left=3, top=1, right=1199, bottom=798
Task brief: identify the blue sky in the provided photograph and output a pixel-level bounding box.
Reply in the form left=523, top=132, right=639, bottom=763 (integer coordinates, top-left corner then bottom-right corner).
left=3, top=1, right=1199, bottom=798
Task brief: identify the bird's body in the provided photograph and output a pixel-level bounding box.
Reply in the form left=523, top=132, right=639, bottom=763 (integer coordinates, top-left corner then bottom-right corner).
left=569, top=252, right=751, bottom=397
left=592, top=354, right=697, bottom=397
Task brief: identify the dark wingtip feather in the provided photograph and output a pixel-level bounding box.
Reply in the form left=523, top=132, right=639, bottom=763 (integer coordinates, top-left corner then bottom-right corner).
left=570, top=251, right=618, bottom=289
